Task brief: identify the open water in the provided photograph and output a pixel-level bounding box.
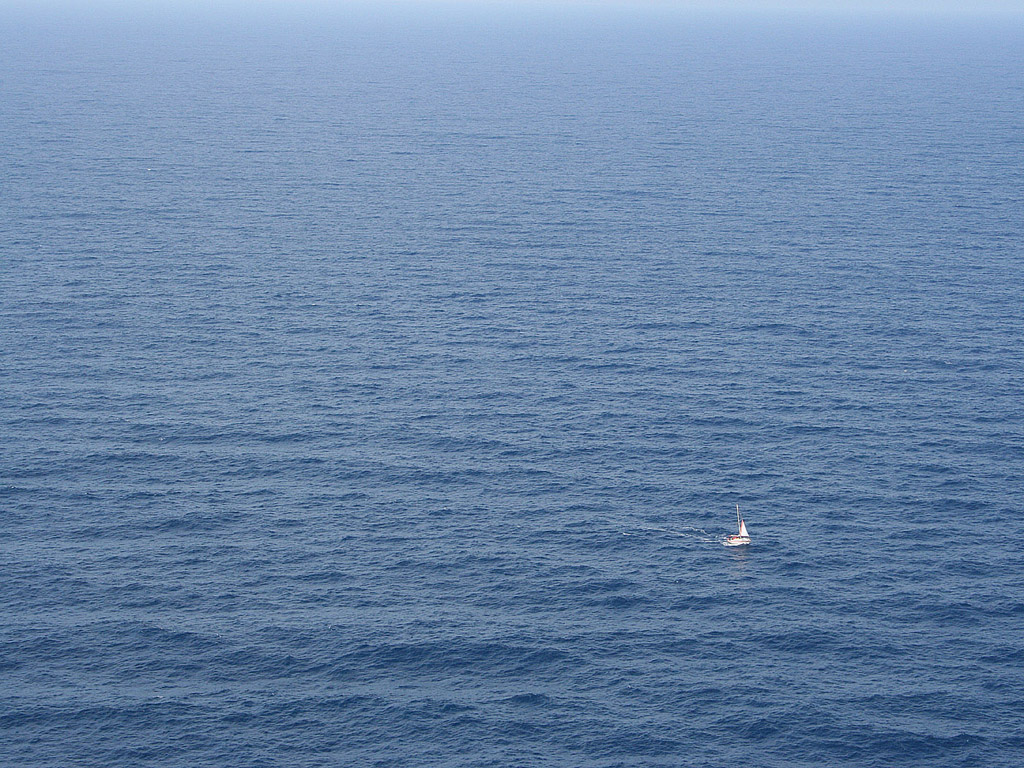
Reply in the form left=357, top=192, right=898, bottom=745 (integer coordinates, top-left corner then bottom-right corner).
left=2, top=5, right=1023, bottom=767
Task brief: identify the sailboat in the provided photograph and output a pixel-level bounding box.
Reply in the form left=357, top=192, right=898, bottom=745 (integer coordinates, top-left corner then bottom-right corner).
left=723, top=504, right=751, bottom=547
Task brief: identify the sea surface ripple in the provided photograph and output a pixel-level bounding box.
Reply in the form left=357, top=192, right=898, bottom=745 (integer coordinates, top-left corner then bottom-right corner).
left=2, top=8, right=1023, bottom=768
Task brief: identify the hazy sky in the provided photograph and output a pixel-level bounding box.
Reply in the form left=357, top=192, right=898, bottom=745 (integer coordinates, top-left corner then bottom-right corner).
left=2, top=0, right=1022, bottom=34
left=5, top=0, right=1024, bottom=14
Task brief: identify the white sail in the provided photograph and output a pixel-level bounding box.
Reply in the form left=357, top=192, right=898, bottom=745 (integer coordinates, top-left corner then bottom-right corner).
left=724, top=504, right=751, bottom=546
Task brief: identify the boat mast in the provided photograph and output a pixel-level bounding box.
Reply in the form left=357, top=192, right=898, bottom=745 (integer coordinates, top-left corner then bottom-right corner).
left=736, top=503, right=741, bottom=532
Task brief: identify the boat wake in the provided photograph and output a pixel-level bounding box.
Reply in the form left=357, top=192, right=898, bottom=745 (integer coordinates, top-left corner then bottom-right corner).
left=621, top=525, right=719, bottom=544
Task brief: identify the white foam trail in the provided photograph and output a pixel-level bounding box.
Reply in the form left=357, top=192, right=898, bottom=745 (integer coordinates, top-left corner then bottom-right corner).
left=622, top=525, right=719, bottom=543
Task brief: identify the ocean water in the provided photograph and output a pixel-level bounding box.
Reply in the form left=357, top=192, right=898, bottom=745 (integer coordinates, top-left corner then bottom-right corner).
left=2, top=6, right=1023, bottom=767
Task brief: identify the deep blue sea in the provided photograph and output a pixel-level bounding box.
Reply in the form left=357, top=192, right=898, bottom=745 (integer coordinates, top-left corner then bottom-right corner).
left=2, top=5, right=1023, bottom=767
